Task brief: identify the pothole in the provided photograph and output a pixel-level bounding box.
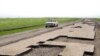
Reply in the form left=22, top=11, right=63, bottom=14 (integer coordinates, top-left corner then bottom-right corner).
left=19, top=45, right=64, bottom=56
left=18, top=36, right=94, bottom=56
left=84, top=52, right=94, bottom=56
left=48, top=36, right=94, bottom=44
left=48, top=36, right=94, bottom=56
left=71, top=26, right=82, bottom=28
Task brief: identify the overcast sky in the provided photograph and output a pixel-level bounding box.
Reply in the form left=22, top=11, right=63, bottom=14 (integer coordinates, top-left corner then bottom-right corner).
left=0, top=0, right=100, bottom=18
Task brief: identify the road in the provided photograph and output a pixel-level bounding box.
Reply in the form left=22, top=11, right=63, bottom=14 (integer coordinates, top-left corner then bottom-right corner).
left=0, top=21, right=78, bottom=47
left=0, top=19, right=99, bottom=56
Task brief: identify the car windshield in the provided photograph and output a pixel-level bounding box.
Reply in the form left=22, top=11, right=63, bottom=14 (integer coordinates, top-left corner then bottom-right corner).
left=48, top=19, right=56, bottom=22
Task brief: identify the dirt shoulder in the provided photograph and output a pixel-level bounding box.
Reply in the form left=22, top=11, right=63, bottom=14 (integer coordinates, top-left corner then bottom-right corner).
left=94, top=21, right=100, bottom=56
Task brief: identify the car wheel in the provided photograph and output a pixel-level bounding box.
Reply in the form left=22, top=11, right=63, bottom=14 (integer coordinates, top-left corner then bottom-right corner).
left=45, top=26, right=47, bottom=28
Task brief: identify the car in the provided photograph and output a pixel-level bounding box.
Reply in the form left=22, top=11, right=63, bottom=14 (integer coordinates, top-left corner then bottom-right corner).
left=45, top=18, right=58, bottom=28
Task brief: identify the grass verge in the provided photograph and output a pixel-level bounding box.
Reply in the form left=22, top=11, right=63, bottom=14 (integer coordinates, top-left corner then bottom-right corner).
left=0, top=18, right=79, bottom=36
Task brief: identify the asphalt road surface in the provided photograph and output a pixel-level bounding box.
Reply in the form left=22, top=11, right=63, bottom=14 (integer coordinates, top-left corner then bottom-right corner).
left=0, top=19, right=100, bottom=56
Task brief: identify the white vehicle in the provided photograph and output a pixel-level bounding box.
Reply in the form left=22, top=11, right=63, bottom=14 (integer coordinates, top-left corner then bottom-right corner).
left=45, top=18, right=58, bottom=28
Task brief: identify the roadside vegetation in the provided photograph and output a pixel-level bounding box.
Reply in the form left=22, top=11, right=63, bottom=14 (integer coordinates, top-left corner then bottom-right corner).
left=57, top=18, right=79, bottom=23
left=0, top=18, right=79, bottom=36
left=96, top=18, right=100, bottom=21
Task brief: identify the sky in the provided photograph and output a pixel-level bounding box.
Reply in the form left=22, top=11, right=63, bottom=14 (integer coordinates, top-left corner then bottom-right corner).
left=0, top=0, right=100, bottom=18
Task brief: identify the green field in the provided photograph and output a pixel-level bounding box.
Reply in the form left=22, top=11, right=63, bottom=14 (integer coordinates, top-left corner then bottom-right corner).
left=0, top=18, right=79, bottom=36
left=96, top=18, right=100, bottom=21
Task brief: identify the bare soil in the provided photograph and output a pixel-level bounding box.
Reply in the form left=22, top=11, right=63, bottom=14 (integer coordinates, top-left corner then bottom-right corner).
left=20, top=46, right=64, bottom=56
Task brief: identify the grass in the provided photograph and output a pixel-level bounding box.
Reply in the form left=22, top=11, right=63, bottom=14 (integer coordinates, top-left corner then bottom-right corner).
left=57, top=18, right=79, bottom=23
left=0, top=18, right=47, bottom=31
left=0, top=18, right=79, bottom=36
left=96, top=18, right=100, bottom=21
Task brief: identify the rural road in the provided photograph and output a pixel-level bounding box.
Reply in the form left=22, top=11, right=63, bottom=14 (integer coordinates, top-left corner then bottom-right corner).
left=0, top=21, right=79, bottom=47
left=0, top=19, right=100, bottom=56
